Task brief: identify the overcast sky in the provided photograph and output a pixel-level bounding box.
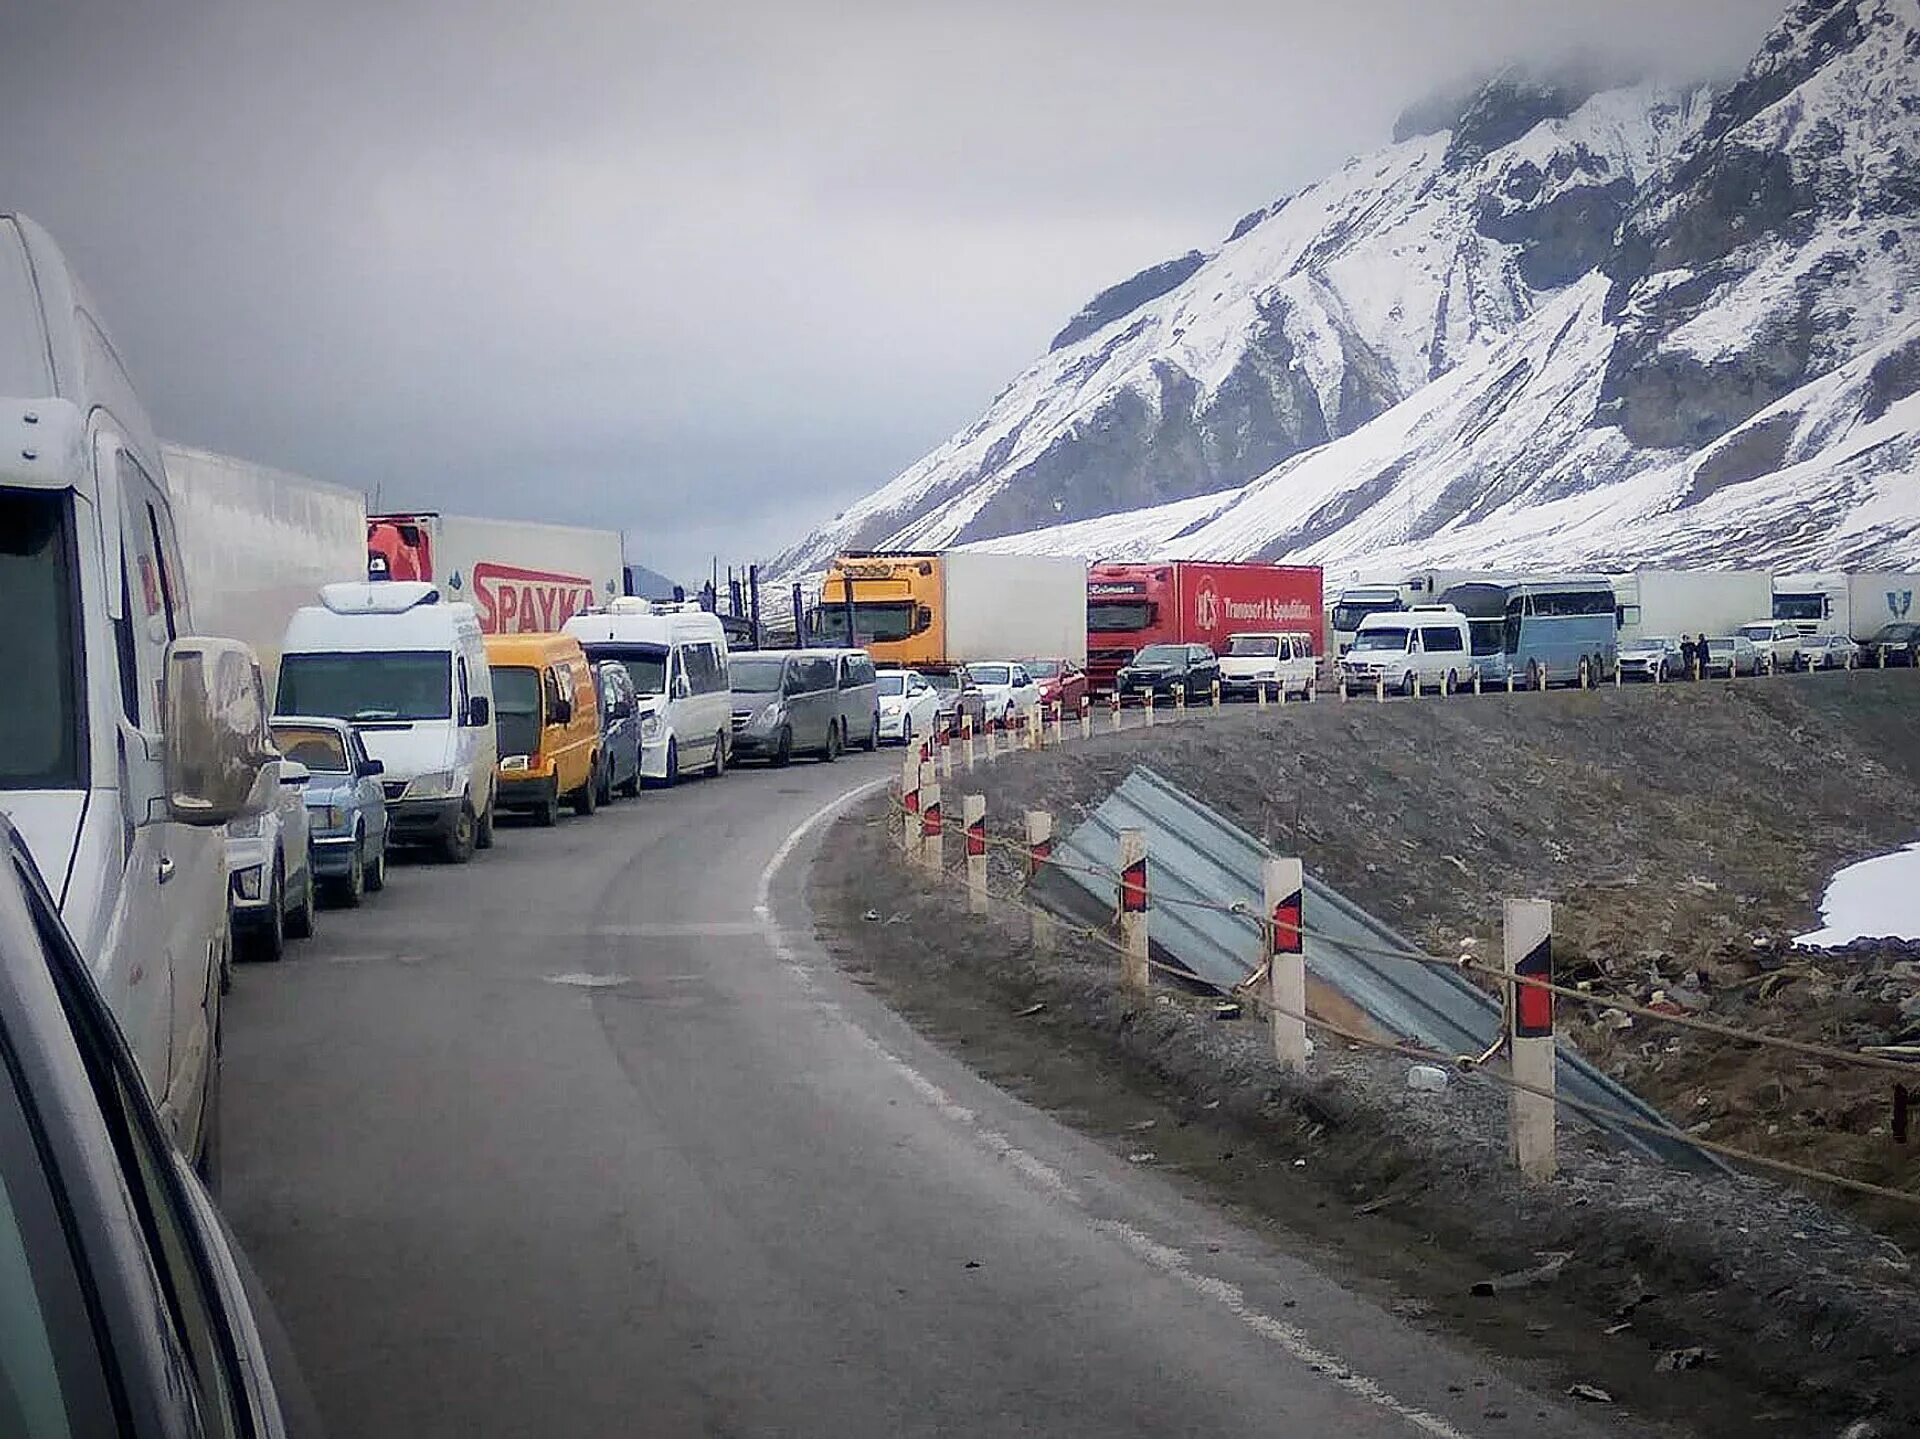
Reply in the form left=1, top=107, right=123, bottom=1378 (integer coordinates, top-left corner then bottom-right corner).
left=3, top=0, right=1782, bottom=582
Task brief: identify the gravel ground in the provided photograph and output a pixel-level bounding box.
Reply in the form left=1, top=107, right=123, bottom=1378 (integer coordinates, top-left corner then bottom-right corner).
left=812, top=669, right=1920, bottom=1438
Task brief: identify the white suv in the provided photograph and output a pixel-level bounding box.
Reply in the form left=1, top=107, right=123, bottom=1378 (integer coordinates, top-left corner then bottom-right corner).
left=1735, top=620, right=1804, bottom=674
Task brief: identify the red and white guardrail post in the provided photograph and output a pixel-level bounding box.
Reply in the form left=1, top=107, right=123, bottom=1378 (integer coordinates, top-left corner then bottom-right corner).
left=899, top=752, right=920, bottom=853
left=964, top=794, right=988, bottom=914
left=1025, top=810, right=1053, bottom=954
left=1266, top=856, right=1308, bottom=1073
left=1079, top=694, right=1092, bottom=740
left=918, top=760, right=942, bottom=874
left=1505, top=897, right=1556, bottom=1182
left=961, top=711, right=975, bottom=770
left=1117, top=828, right=1149, bottom=997
left=1109, top=690, right=1122, bottom=733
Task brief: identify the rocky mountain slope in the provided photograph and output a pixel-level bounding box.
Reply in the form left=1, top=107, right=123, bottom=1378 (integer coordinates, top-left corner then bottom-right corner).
left=775, top=0, right=1920, bottom=580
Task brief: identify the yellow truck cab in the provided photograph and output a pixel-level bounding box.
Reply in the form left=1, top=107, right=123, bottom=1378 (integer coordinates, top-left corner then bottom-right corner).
left=484, top=632, right=603, bottom=826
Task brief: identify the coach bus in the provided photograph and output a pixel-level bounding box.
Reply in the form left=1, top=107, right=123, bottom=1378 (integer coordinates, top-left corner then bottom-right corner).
left=1438, top=577, right=1619, bottom=689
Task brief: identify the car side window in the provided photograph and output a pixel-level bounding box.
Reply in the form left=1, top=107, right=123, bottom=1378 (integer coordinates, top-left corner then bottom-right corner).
left=456, top=656, right=472, bottom=718
left=1012, top=667, right=1030, bottom=687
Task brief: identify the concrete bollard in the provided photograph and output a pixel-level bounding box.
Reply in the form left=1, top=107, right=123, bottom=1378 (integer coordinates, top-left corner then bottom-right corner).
left=918, top=761, right=942, bottom=874
left=1117, top=828, right=1149, bottom=996
left=1540, top=664, right=1549, bottom=692
left=1506, top=670, right=1516, bottom=696
left=1051, top=701, right=1064, bottom=746
left=1173, top=682, right=1186, bottom=712
left=938, top=723, right=953, bottom=779
left=964, top=794, right=988, bottom=915
left=1267, top=856, right=1308, bottom=1074
left=1257, top=682, right=1268, bottom=709
left=1025, top=810, right=1054, bottom=954
left=961, top=713, right=975, bottom=770
left=1144, top=690, right=1156, bottom=726
left=1339, top=673, right=1349, bottom=703
left=1473, top=668, right=1483, bottom=696
left=1109, top=691, right=1122, bottom=733
left=1613, top=660, right=1622, bottom=689
left=1505, top=898, right=1556, bottom=1182
left=1375, top=673, right=1386, bottom=704
left=900, top=753, right=921, bottom=853
left=1080, top=694, right=1092, bottom=740
left=1210, top=678, right=1221, bottom=709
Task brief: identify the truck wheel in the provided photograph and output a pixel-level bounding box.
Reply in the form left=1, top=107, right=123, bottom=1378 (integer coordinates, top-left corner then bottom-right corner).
left=771, top=727, right=793, bottom=767
left=249, top=861, right=287, bottom=963
left=865, top=713, right=880, bottom=751
left=1401, top=671, right=1417, bottom=698
left=572, top=767, right=598, bottom=817
left=440, top=801, right=478, bottom=863
left=364, top=835, right=388, bottom=893
left=535, top=787, right=560, bottom=827
left=1444, top=669, right=1457, bottom=696
left=664, top=738, right=679, bottom=786
left=821, top=721, right=841, bottom=763
left=1526, top=660, right=1542, bottom=691
left=475, top=799, right=496, bottom=850
left=709, top=732, right=727, bottom=777
left=618, top=756, right=642, bottom=798
left=595, top=755, right=614, bottom=805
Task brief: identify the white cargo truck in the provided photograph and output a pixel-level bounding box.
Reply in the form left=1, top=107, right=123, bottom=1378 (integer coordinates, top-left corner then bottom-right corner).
left=1775, top=572, right=1920, bottom=639
left=0, top=215, right=277, bottom=1168
left=1613, top=570, right=1773, bottom=644
left=163, top=442, right=368, bottom=688
left=366, top=509, right=625, bottom=633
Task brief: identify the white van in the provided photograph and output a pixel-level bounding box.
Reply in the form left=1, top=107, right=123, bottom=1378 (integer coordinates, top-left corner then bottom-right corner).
left=565, top=599, right=732, bottom=786
left=1339, top=606, right=1474, bottom=696
left=0, top=214, right=277, bottom=1165
left=1219, top=631, right=1317, bottom=700
left=277, top=582, right=498, bottom=861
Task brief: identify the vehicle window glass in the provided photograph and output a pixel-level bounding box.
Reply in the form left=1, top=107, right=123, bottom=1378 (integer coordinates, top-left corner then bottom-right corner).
left=269, top=725, right=350, bottom=772
left=1421, top=627, right=1464, bottom=653
left=699, top=643, right=728, bottom=694
left=0, top=491, right=85, bottom=790
left=1012, top=668, right=1030, bottom=687
left=806, top=658, right=838, bottom=692
left=143, top=504, right=180, bottom=643
left=577, top=643, right=667, bottom=695
left=730, top=656, right=786, bottom=693
left=456, top=656, right=471, bottom=715
left=876, top=674, right=905, bottom=696
left=491, top=668, right=541, bottom=759
left=1226, top=636, right=1279, bottom=657
left=968, top=664, right=1011, bottom=686
left=278, top=651, right=454, bottom=721
left=114, top=462, right=169, bottom=729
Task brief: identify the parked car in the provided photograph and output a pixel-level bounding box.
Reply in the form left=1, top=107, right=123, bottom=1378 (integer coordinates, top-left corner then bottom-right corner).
left=1618, top=635, right=1685, bottom=682
left=1023, top=657, right=1089, bottom=716
left=819, top=648, right=881, bottom=752
left=1115, top=643, right=1224, bottom=704
left=270, top=717, right=389, bottom=907
left=729, top=651, right=844, bottom=764
left=0, top=813, right=324, bottom=1438
left=1338, top=608, right=1475, bottom=695
left=925, top=668, right=988, bottom=736
left=877, top=668, right=941, bottom=747
left=1218, top=631, right=1317, bottom=699
left=227, top=757, right=317, bottom=963
left=1735, top=619, right=1805, bottom=674
left=486, top=632, right=603, bottom=825
left=1703, top=635, right=1763, bottom=677
left=1863, top=622, right=1920, bottom=667
left=1796, top=633, right=1862, bottom=670
left=964, top=661, right=1041, bottom=727
left=595, top=660, right=644, bottom=798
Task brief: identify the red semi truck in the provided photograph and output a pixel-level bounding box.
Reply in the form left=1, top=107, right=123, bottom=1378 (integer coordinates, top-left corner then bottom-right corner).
left=366, top=512, right=626, bottom=634
left=1086, top=560, right=1324, bottom=693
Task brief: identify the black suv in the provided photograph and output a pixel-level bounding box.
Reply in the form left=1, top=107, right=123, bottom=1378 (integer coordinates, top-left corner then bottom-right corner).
left=1113, top=643, right=1222, bottom=704
left=1866, top=622, right=1920, bottom=667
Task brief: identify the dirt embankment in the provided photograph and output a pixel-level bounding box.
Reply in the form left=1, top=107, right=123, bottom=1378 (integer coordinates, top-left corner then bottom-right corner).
left=811, top=670, right=1920, bottom=1437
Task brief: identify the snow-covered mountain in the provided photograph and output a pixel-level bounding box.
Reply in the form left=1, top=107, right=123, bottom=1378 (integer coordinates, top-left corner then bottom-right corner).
left=774, top=0, right=1920, bottom=582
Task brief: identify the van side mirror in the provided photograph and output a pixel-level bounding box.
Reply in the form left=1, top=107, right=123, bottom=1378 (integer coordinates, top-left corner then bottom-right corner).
left=160, top=638, right=278, bottom=827
left=358, top=757, right=385, bottom=778
left=467, top=695, right=491, bottom=726
left=674, top=674, right=692, bottom=700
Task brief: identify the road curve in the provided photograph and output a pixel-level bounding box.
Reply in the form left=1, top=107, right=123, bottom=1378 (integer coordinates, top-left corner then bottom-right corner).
left=223, top=750, right=1628, bottom=1438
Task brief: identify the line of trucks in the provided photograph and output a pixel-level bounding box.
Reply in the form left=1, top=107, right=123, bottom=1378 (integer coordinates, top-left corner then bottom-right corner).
left=5, top=211, right=1917, bottom=1236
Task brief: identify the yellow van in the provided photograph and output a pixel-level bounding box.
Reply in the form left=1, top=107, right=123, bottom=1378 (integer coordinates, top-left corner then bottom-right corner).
left=484, top=633, right=603, bottom=825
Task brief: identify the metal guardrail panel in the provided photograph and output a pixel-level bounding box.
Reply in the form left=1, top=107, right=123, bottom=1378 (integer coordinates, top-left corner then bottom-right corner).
left=1047, top=766, right=1717, bottom=1172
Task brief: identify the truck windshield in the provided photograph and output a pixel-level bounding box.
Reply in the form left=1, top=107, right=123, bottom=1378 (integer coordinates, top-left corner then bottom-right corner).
left=276, top=651, right=452, bottom=721
left=729, top=656, right=788, bottom=693
left=1089, top=601, right=1153, bottom=633
left=1, top=491, right=84, bottom=790
left=490, top=668, right=541, bottom=760
left=1773, top=593, right=1826, bottom=622
left=1331, top=600, right=1399, bottom=633
left=573, top=642, right=667, bottom=694
left=811, top=603, right=919, bottom=644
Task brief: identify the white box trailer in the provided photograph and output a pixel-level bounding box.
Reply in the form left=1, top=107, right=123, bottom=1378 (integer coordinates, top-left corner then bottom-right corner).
left=163, top=443, right=368, bottom=688
left=1774, top=572, right=1920, bottom=639
left=1614, top=569, right=1773, bottom=643
left=367, top=511, right=625, bottom=634
left=944, top=552, right=1088, bottom=664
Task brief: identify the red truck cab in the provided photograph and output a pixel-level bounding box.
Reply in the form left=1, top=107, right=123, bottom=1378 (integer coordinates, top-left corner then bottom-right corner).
left=1087, top=565, right=1178, bottom=693
left=1086, top=561, right=1324, bottom=693
left=367, top=514, right=434, bottom=582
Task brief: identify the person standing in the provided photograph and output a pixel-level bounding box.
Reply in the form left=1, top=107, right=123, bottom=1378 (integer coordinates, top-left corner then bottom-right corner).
left=1681, top=635, right=1698, bottom=680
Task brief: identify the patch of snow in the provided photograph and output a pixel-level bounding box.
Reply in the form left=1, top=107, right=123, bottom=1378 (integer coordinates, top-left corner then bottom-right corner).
left=1795, top=841, right=1920, bottom=948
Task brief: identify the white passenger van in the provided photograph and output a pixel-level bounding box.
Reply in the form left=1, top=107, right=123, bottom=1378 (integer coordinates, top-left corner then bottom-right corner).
left=277, top=581, right=498, bottom=861
left=1338, top=606, right=1474, bottom=696
left=564, top=599, right=731, bottom=785
left=1219, top=631, right=1317, bottom=700
left=0, top=214, right=277, bottom=1165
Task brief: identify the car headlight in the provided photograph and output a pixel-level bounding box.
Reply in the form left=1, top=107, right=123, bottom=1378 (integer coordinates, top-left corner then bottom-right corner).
left=234, top=865, right=264, bottom=900
left=754, top=701, right=783, bottom=727
left=641, top=712, right=661, bottom=737
left=500, top=754, right=530, bottom=771
left=228, top=814, right=264, bottom=838
left=410, top=769, right=458, bottom=799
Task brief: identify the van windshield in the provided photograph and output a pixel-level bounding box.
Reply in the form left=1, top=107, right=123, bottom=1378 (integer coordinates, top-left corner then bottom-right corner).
left=276, top=651, right=451, bottom=721
left=730, top=656, right=788, bottom=694
left=1350, top=628, right=1410, bottom=653
left=1226, top=636, right=1280, bottom=657
left=490, top=668, right=541, bottom=760
left=573, top=642, right=667, bottom=695
left=1, top=490, right=84, bottom=789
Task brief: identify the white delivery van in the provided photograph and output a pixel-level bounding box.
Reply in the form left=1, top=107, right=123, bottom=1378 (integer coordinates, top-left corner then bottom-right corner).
left=1218, top=631, right=1317, bottom=699
left=565, top=599, right=731, bottom=786
left=0, top=214, right=278, bottom=1165
left=1338, top=606, right=1474, bottom=695
left=277, top=582, right=498, bottom=861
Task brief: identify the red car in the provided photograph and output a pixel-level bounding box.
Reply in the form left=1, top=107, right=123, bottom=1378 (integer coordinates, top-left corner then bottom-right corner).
left=1024, top=658, right=1089, bottom=716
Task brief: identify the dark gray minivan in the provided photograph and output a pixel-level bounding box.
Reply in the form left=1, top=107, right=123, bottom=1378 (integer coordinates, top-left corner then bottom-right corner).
left=729, top=651, right=845, bottom=764
left=819, top=649, right=881, bottom=752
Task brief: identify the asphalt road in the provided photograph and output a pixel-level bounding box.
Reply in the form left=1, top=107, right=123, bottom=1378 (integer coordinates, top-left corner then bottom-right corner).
left=223, top=746, right=1632, bottom=1438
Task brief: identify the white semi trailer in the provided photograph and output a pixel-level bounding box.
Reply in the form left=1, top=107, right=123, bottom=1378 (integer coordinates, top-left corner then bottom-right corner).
left=1612, top=570, right=1774, bottom=644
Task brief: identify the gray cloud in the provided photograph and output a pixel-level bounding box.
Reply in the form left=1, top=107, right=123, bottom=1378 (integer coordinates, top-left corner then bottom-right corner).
left=2, top=0, right=1781, bottom=579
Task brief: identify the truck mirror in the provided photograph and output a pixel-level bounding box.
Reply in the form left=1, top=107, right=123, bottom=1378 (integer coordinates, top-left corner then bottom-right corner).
left=468, top=695, right=491, bottom=727
left=161, top=638, right=278, bottom=827
left=916, top=605, right=932, bottom=632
